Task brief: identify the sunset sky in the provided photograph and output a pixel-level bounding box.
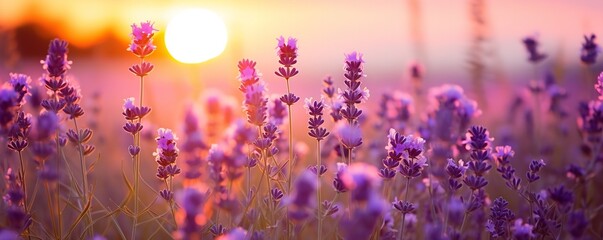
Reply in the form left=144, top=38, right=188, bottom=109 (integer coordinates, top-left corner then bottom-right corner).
left=1, top=0, right=602, bottom=89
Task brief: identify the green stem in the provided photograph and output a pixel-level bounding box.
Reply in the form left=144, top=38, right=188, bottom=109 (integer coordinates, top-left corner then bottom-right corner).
left=459, top=212, right=469, bottom=234
left=73, top=119, right=93, bottom=237
left=18, top=151, right=28, bottom=211
left=398, top=178, right=411, bottom=240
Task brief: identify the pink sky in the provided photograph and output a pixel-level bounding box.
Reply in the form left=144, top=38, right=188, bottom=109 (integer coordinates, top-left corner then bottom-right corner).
left=1, top=0, right=602, bottom=86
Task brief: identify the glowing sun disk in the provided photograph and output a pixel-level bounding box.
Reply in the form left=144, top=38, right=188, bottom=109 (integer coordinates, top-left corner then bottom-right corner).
left=165, top=9, right=227, bottom=64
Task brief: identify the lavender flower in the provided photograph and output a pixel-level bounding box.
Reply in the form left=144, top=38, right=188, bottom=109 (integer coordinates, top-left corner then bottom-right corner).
left=527, top=159, right=545, bottom=183
left=547, top=185, right=573, bottom=206
left=427, top=84, right=481, bottom=142
left=511, top=219, right=535, bottom=240
left=238, top=59, right=268, bottom=126
left=286, top=170, right=317, bottom=222
left=334, top=122, right=362, bottom=150
left=493, top=145, right=521, bottom=190
left=305, top=97, right=330, bottom=141
left=41, top=39, right=71, bottom=92
left=122, top=97, right=151, bottom=121
left=445, top=158, right=466, bottom=192
left=339, top=163, right=387, bottom=240
left=9, top=73, right=31, bottom=106
left=3, top=168, right=31, bottom=232
left=522, top=34, right=547, bottom=63
left=275, top=36, right=299, bottom=79
left=153, top=128, right=181, bottom=201
left=580, top=34, right=599, bottom=65
left=175, top=185, right=209, bottom=239
left=0, top=87, right=18, bottom=128
left=339, top=51, right=369, bottom=124
left=333, top=162, right=348, bottom=193
left=127, top=21, right=158, bottom=58
left=341, top=163, right=381, bottom=203
left=322, top=76, right=335, bottom=99
left=216, top=227, right=247, bottom=240
left=486, top=197, right=515, bottom=238
left=393, top=132, right=427, bottom=179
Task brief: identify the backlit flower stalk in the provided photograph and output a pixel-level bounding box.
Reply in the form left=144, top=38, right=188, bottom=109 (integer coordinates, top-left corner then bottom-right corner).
left=305, top=97, right=329, bottom=240
left=154, top=128, right=181, bottom=227
left=180, top=106, right=207, bottom=182
left=274, top=37, right=300, bottom=213
left=460, top=125, right=493, bottom=235
left=41, top=38, right=90, bottom=237
left=338, top=52, right=369, bottom=164
left=5, top=73, right=32, bottom=222
left=395, top=131, right=426, bottom=240
left=237, top=59, right=271, bottom=228
left=126, top=21, right=157, bottom=239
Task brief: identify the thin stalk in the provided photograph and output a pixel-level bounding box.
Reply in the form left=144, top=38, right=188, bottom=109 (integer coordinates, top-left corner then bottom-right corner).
left=426, top=157, right=437, bottom=221
left=527, top=182, right=534, bottom=224
left=285, top=78, right=294, bottom=239
left=347, top=146, right=353, bottom=218
left=398, top=178, right=411, bottom=240
left=132, top=67, right=145, bottom=239
left=238, top=160, right=267, bottom=227
left=316, top=140, right=322, bottom=240
left=166, top=178, right=177, bottom=230
left=18, top=151, right=28, bottom=212
left=73, top=119, right=92, bottom=237
left=43, top=182, right=57, bottom=239
left=442, top=193, right=452, bottom=236
left=459, top=211, right=469, bottom=234
left=18, top=151, right=33, bottom=240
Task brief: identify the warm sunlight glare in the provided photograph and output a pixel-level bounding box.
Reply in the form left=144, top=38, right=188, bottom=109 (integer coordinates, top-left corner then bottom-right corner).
left=165, top=8, right=228, bottom=64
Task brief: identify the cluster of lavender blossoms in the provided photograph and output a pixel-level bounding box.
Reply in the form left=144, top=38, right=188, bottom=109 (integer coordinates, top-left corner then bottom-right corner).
left=4, top=20, right=603, bottom=240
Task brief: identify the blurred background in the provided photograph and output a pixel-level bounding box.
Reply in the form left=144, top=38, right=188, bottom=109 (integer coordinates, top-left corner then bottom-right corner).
left=1, top=0, right=603, bottom=163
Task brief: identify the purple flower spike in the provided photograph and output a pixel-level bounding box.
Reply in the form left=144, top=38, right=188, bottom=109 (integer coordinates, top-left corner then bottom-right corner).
left=580, top=34, right=599, bottom=65
left=129, top=61, right=154, bottom=77
left=128, top=21, right=158, bottom=58
left=522, top=34, right=547, bottom=63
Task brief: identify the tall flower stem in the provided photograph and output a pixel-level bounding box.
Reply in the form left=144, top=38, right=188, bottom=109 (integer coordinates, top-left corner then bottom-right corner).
left=285, top=78, right=294, bottom=238
left=18, top=151, right=28, bottom=212
left=165, top=178, right=177, bottom=229
left=398, top=178, right=411, bottom=240
left=73, top=118, right=93, bottom=237
left=132, top=60, right=145, bottom=240
left=316, top=139, right=323, bottom=240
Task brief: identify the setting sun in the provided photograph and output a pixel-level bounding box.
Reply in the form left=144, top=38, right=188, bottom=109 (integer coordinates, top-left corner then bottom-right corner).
left=165, top=8, right=227, bottom=64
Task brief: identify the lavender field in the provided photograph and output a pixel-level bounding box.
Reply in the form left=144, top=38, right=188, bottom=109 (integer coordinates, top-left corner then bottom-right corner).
left=1, top=1, right=603, bottom=239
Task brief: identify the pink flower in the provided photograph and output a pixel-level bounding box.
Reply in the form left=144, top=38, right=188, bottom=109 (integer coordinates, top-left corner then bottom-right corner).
left=276, top=36, right=297, bottom=54
left=345, top=51, right=364, bottom=63
left=128, top=21, right=158, bottom=58
left=596, top=71, right=603, bottom=99
left=156, top=128, right=178, bottom=150
left=123, top=97, right=136, bottom=112
left=128, top=61, right=154, bottom=77
left=275, top=36, right=298, bottom=69
left=237, top=59, right=258, bottom=82
left=131, top=21, right=157, bottom=43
